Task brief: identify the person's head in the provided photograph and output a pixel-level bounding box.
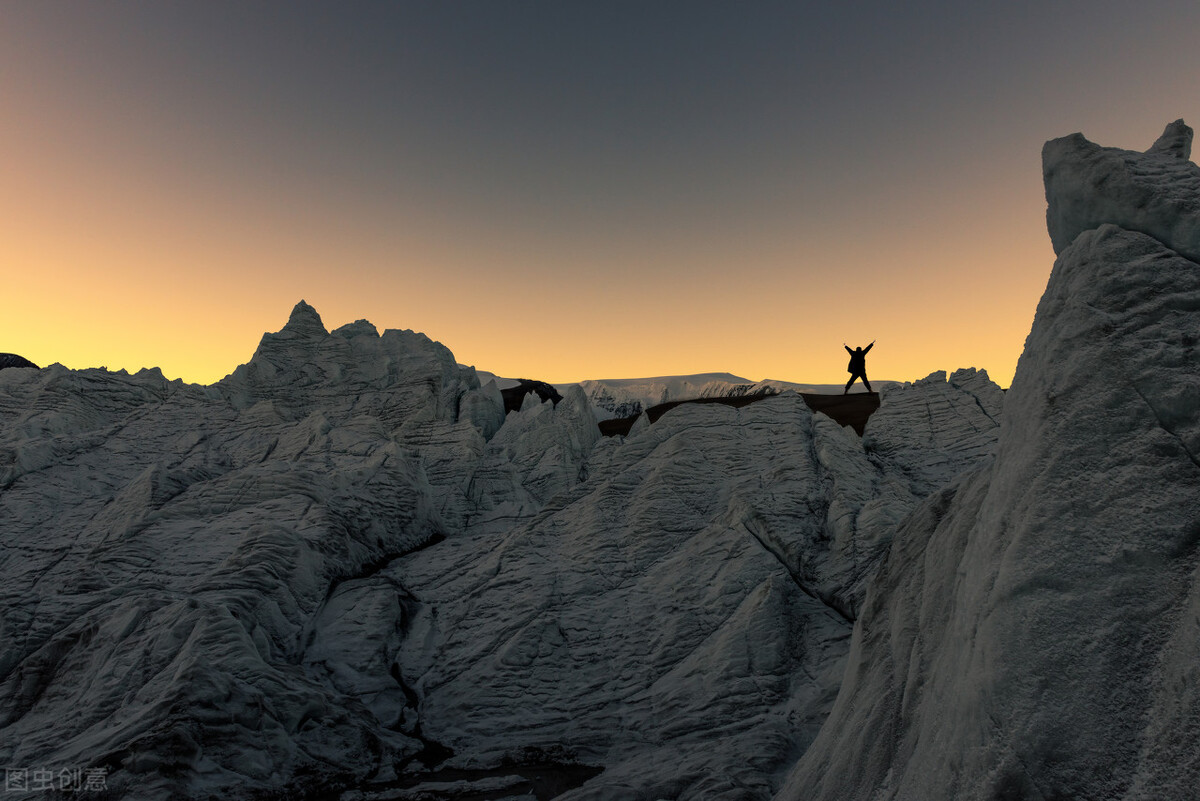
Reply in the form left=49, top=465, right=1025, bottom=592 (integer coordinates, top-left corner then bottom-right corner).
left=855, top=347, right=863, bottom=354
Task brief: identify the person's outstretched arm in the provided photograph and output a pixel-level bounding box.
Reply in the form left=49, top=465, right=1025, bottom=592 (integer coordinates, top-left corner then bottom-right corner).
left=844, top=344, right=853, bottom=354
left=864, top=341, right=874, bottom=354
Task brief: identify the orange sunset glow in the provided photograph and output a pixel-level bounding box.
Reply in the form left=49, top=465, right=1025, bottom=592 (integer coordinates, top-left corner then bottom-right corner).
left=3, top=4, right=1198, bottom=388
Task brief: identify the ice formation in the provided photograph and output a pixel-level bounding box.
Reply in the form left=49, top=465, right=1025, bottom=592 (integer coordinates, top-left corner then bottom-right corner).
left=385, top=385, right=999, bottom=799
left=1044, top=118, right=1200, bottom=261
left=779, top=122, right=1200, bottom=800
left=0, top=304, right=479, bottom=798
left=7, top=119, right=1191, bottom=801
left=0, top=297, right=998, bottom=798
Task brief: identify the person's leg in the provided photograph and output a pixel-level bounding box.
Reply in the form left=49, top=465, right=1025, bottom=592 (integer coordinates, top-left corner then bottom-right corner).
left=862, top=373, right=872, bottom=393
left=844, top=375, right=856, bottom=394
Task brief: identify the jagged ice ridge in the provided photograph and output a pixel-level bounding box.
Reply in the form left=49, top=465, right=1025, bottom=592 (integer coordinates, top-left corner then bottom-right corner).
left=0, top=302, right=999, bottom=799
left=2, top=118, right=1196, bottom=801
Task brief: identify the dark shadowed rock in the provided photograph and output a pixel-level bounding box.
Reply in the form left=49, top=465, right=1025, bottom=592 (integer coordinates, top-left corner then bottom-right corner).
left=501, top=379, right=563, bottom=413
left=0, top=354, right=38, bottom=371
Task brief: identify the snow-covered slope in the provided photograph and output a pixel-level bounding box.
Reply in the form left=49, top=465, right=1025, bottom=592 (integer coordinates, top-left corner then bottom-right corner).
left=864, top=367, right=1003, bottom=497
left=566, top=374, right=898, bottom=421
left=778, top=121, right=1200, bottom=801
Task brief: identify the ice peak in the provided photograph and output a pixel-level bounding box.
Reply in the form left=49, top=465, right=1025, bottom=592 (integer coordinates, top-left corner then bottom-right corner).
left=1145, top=118, right=1192, bottom=160
left=282, top=300, right=327, bottom=337
left=1043, top=119, right=1200, bottom=260
left=333, top=319, right=379, bottom=338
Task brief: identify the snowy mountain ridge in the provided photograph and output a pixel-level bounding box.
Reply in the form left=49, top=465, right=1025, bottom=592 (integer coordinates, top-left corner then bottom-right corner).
left=478, top=370, right=898, bottom=421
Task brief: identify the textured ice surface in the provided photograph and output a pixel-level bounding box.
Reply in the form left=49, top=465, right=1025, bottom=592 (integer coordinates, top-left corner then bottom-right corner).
left=1044, top=118, right=1200, bottom=260
left=0, top=297, right=1001, bottom=799
left=388, top=387, right=1000, bottom=800
left=780, top=125, right=1200, bottom=801
left=0, top=303, right=505, bottom=799
left=14, top=118, right=1183, bottom=800
left=864, top=367, right=1003, bottom=497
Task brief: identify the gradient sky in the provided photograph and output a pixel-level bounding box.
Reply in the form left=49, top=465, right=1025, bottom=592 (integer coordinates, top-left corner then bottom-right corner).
left=3, top=2, right=1199, bottom=387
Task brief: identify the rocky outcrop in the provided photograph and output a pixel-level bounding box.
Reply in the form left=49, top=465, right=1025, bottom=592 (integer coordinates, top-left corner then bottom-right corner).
left=779, top=122, right=1200, bottom=801
left=500, top=379, right=563, bottom=413
left=0, top=354, right=38, bottom=371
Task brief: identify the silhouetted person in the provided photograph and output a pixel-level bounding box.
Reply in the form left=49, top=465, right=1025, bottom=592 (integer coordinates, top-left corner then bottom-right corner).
left=844, top=341, right=874, bottom=394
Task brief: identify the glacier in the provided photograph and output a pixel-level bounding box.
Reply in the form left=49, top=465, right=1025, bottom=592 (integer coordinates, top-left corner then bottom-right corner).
left=778, top=122, right=1200, bottom=801
left=3, top=118, right=1195, bottom=801
left=0, top=299, right=999, bottom=799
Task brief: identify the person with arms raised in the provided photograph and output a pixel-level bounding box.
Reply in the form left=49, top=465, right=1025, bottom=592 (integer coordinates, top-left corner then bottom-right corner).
left=843, top=341, right=874, bottom=394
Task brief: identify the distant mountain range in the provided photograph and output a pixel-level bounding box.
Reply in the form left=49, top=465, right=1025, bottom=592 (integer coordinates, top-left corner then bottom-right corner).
left=476, top=369, right=896, bottom=421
